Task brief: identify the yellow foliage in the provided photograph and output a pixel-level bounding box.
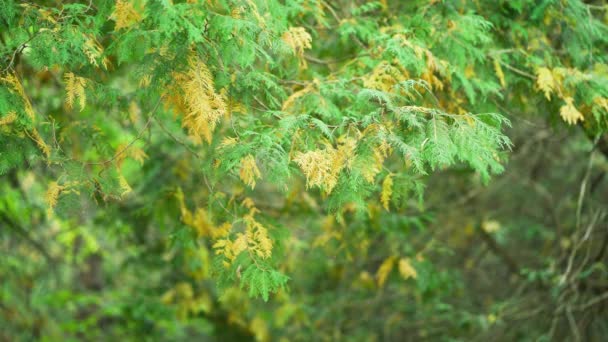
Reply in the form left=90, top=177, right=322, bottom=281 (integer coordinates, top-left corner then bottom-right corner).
left=384, top=33, right=447, bottom=90
left=115, top=143, right=147, bottom=169
left=239, top=154, right=261, bottom=189
left=398, top=258, right=417, bottom=280
left=358, top=271, right=375, bottom=289
left=175, top=187, right=213, bottom=237
left=115, top=143, right=130, bottom=168
left=493, top=58, right=506, bottom=87
left=559, top=97, right=584, bottom=125
left=211, top=222, right=232, bottom=239
left=482, top=220, right=501, bottom=233
left=421, top=51, right=446, bottom=90
left=0, top=111, right=17, bottom=126
left=212, top=239, right=233, bottom=265
left=1, top=72, right=35, bottom=121
left=45, top=181, right=64, bottom=216
left=487, top=313, right=498, bottom=324
left=222, top=90, right=247, bottom=116
left=176, top=56, right=227, bottom=144
left=213, top=214, right=272, bottom=265
left=230, top=6, right=244, bottom=19
left=128, top=101, right=142, bottom=124
left=381, top=174, right=393, bottom=211
left=111, top=0, right=144, bottom=30
left=64, top=72, right=88, bottom=112
left=294, top=149, right=333, bottom=190
left=161, top=282, right=211, bottom=320
left=232, top=234, right=249, bottom=256
left=312, top=231, right=340, bottom=247
left=294, top=137, right=357, bottom=194
left=282, top=27, right=312, bottom=68
left=536, top=67, right=555, bottom=100
left=594, top=97, right=608, bottom=112
left=332, top=136, right=357, bottom=172
left=213, top=208, right=273, bottom=263
left=313, top=216, right=341, bottom=247
left=282, top=27, right=312, bottom=54
left=27, top=128, right=51, bottom=158
left=139, top=74, right=152, bottom=88
left=241, top=197, right=256, bottom=209
left=245, top=0, right=266, bottom=28
left=190, top=208, right=213, bottom=237
left=129, top=146, right=148, bottom=165
left=464, top=64, right=476, bottom=78
left=282, top=80, right=318, bottom=112
left=82, top=34, right=109, bottom=69
left=118, top=174, right=132, bottom=197
left=219, top=136, right=239, bottom=148
left=376, top=256, right=396, bottom=287
left=243, top=213, right=273, bottom=259
left=391, top=33, right=424, bottom=58
left=186, top=246, right=211, bottom=280
left=363, top=61, right=408, bottom=92
left=249, top=316, right=269, bottom=342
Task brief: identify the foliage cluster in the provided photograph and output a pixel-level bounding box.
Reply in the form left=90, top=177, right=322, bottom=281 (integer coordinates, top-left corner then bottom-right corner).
left=1, top=0, right=608, bottom=340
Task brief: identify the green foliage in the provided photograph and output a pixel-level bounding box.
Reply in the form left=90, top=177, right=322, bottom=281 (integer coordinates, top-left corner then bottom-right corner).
left=2, top=0, right=608, bottom=340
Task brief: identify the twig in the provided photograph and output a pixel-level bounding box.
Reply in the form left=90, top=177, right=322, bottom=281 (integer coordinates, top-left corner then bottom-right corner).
left=321, top=0, right=341, bottom=23
left=3, top=32, right=40, bottom=72
left=566, top=306, right=581, bottom=342
left=498, top=61, right=536, bottom=80
left=478, top=224, right=520, bottom=276
left=587, top=4, right=608, bottom=11
left=576, top=150, right=596, bottom=231
left=86, top=99, right=161, bottom=166
left=575, top=291, right=608, bottom=311
left=153, top=116, right=202, bottom=159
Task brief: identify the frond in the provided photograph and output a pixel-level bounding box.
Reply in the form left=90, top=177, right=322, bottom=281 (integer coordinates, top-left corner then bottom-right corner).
left=381, top=174, right=393, bottom=211
left=239, top=154, right=262, bottom=189
left=1, top=72, right=35, bottom=121
left=0, top=111, right=17, bottom=126
left=560, top=97, right=584, bottom=125
left=376, top=256, right=395, bottom=287
left=64, top=72, right=88, bottom=111
left=111, top=0, right=143, bottom=30
left=282, top=26, right=312, bottom=68
left=536, top=67, right=555, bottom=100
left=45, top=181, right=63, bottom=216
left=398, top=258, right=417, bottom=280
left=178, top=56, right=226, bottom=144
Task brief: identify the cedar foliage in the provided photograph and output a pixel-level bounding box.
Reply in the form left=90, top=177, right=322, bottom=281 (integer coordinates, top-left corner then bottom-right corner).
left=1, top=0, right=608, bottom=340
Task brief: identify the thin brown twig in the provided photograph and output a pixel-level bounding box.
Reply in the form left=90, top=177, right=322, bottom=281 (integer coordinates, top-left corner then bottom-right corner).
left=86, top=99, right=162, bottom=166
left=575, top=291, right=608, bottom=311
left=498, top=61, right=536, bottom=80
left=3, top=30, right=42, bottom=72
left=153, top=115, right=202, bottom=159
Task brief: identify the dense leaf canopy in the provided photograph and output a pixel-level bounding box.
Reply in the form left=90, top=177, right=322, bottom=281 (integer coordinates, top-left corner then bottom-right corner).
left=1, top=0, right=608, bottom=340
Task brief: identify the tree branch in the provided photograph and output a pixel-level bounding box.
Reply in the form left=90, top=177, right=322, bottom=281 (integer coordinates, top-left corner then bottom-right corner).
left=477, top=224, right=521, bottom=276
